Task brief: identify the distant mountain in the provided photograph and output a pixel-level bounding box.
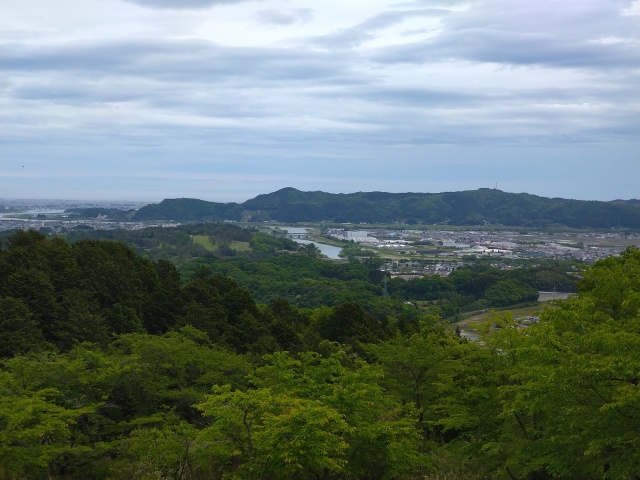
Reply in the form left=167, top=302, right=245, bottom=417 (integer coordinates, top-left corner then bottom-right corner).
left=131, top=188, right=640, bottom=229
left=132, top=198, right=242, bottom=221
left=612, top=199, right=640, bottom=208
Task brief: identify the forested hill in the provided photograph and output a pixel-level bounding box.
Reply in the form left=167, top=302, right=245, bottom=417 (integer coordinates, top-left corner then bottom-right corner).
left=133, top=188, right=640, bottom=228
left=132, top=198, right=242, bottom=222
left=1, top=229, right=639, bottom=479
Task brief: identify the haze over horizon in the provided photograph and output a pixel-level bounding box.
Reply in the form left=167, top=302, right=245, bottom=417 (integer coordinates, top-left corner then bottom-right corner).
left=2, top=0, right=639, bottom=203
left=1, top=186, right=639, bottom=207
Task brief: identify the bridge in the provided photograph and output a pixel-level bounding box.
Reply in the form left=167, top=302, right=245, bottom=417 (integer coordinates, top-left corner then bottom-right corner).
left=284, top=232, right=310, bottom=239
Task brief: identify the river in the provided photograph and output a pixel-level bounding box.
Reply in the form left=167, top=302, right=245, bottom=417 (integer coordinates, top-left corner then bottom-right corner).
left=277, top=227, right=343, bottom=259
left=293, top=238, right=343, bottom=260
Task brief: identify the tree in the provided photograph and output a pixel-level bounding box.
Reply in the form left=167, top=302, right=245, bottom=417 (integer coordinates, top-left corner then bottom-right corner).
left=0, top=386, right=97, bottom=479
left=484, top=280, right=538, bottom=307
left=2, top=269, right=56, bottom=336
left=144, top=259, right=184, bottom=334
left=251, top=349, right=425, bottom=479
left=365, top=324, right=468, bottom=441
left=110, top=412, right=200, bottom=480
left=316, top=301, right=379, bottom=345
left=197, top=348, right=425, bottom=479
left=0, top=350, right=107, bottom=480
left=50, top=290, right=109, bottom=349
left=433, top=247, right=640, bottom=479
left=197, top=385, right=349, bottom=480
left=0, top=297, right=43, bottom=357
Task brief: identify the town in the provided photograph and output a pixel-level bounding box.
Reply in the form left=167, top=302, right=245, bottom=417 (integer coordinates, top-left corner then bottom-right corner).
left=2, top=200, right=639, bottom=277
left=322, top=227, right=637, bottom=263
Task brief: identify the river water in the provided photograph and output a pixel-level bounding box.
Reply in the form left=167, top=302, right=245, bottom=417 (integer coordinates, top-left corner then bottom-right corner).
left=294, top=238, right=343, bottom=260
left=277, top=227, right=343, bottom=259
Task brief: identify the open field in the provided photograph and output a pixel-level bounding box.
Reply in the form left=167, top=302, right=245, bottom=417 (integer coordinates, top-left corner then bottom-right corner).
left=538, top=291, right=573, bottom=302
left=451, top=305, right=549, bottom=341
left=230, top=241, right=252, bottom=252
left=192, top=236, right=252, bottom=253
left=192, top=235, right=216, bottom=251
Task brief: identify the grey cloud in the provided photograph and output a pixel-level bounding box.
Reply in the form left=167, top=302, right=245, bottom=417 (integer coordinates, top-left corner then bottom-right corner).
left=121, top=0, right=248, bottom=10
left=302, top=78, right=640, bottom=146
left=372, top=0, right=640, bottom=69
left=313, top=82, right=639, bottom=111
left=256, top=8, right=313, bottom=25
left=311, top=8, right=450, bottom=49
left=2, top=38, right=363, bottom=85
left=3, top=0, right=638, bottom=162
left=392, top=0, right=468, bottom=7
left=444, top=31, right=638, bottom=69
left=404, top=0, right=470, bottom=4
left=373, top=32, right=640, bottom=68
left=2, top=38, right=368, bottom=132
left=10, top=82, right=140, bottom=104
left=313, top=86, right=484, bottom=108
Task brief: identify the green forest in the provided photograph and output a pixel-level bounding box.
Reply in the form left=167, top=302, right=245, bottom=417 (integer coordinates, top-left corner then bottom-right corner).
left=128, top=188, right=640, bottom=229
left=1, top=229, right=639, bottom=479
left=56, top=222, right=576, bottom=319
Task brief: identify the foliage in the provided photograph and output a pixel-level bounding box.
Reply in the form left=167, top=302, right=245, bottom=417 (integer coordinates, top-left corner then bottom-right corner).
left=132, top=187, right=640, bottom=228
left=430, top=247, right=640, bottom=479
left=0, top=229, right=637, bottom=479
left=197, top=348, right=425, bottom=479
left=64, top=222, right=299, bottom=263
left=132, top=198, right=242, bottom=222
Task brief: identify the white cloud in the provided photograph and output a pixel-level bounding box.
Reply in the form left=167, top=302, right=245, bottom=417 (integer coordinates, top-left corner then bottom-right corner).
left=1, top=0, right=638, bottom=201
left=622, top=0, right=640, bottom=15
left=256, top=8, right=313, bottom=25
left=122, top=0, right=250, bottom=9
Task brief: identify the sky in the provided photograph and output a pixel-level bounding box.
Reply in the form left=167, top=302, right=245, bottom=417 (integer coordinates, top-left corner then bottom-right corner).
left=1, top=0, right=639, bottom=203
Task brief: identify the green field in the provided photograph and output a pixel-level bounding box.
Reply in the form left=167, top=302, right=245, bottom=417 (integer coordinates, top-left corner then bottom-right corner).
left=229, top=241, right=252, bottom=252
left=192, top=236, right=252, bottom=253
left=451, top=305, right=547, bottom=339
left=192, top=235, right=217, bottom=251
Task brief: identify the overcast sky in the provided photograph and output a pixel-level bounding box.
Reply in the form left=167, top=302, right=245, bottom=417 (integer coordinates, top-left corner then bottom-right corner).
left=2, top=0, right=639, bottom=202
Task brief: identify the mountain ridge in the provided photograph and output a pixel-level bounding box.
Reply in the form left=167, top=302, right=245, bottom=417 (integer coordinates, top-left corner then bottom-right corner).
left=132, top=188, right=640, bottom=228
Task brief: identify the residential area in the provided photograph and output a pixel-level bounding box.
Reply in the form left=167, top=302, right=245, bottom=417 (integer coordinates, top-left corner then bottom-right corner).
left=324, top=227, right=638, bottom=264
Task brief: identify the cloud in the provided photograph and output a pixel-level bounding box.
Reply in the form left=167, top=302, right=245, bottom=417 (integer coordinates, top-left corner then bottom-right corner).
left=121, top=0, right=249, bottom=9
left=310, top=8, right=450, bottom=49
left=371, top=0, right=640, bottom=69
left=373, top=34, right=640, bottom=69
left=3, top=31, right=637, bottom=154
left=1, top=0, right=638, bottom=202
left=1, top=38, right=361, bottom=84
left=256, top=8, right=313, bottom=26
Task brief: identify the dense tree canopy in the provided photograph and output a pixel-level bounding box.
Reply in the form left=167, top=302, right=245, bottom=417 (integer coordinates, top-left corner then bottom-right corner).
left=0, top=229, right=637, bottom=479
left=131, top=188, right=640, bottom=228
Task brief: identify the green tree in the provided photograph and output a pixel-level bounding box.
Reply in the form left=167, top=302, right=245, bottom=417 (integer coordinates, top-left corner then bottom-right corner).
left=0, top=349, right=108, bottom=480
left=2, top=269, right=56, bottom=336
left=484, top=280, right=538, bottom=307
left=197, top=385, right=349, bottom=480
left=50, top=289, right=109, bottom=349
left=365, top=324, right=468, bottom=441
left=110, top=412, right=200, bottom=480
left=316, top=301, right=380, bottom=345
left=0, top=385, right=97, bottom=480
left=432, top=248, right=640, bottom=479
left=197, top=348, right=425, bottom=479
left=0, top=297, right=43, bottom=357
left=252, top=349, right=425, bottom=479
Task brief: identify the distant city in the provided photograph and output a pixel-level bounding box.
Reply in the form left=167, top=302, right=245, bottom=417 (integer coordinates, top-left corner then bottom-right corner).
left=3, top=199, right=638, bottom=275
left=319, top=227, right=638, bottom=278
left=0, top=200, right=152, bottom=233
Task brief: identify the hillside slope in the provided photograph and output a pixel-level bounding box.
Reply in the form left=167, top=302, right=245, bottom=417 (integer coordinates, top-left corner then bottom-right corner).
left=132, top=188, right=640, bottom=228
